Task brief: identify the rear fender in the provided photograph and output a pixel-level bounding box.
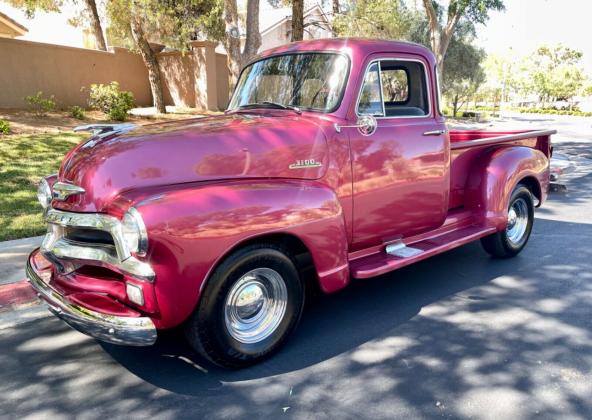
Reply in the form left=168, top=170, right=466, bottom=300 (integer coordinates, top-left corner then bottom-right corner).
left=464, top=146, right=549, bottom=230
left=135, top=179, right=349, bottom=329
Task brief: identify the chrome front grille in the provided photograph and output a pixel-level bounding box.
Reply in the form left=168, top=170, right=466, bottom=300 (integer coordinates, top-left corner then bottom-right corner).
left=64, top=226, right=115, bottom=246
left=41, top=208, right=154, bottom=282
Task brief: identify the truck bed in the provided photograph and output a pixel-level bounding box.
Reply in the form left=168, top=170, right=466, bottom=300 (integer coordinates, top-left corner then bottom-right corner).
left=448, top=129, right=555, bottom=209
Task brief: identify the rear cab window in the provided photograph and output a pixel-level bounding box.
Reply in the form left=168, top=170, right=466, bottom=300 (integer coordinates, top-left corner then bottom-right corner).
left=357, top=59, right=430, bottom=118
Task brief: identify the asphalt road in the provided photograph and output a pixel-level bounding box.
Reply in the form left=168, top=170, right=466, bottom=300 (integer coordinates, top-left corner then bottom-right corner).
left=1, top=114, right=591, bottom=419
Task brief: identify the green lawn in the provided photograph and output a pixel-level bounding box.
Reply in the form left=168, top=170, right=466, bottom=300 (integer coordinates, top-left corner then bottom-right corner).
left=0, top=132, right=85, bottom=241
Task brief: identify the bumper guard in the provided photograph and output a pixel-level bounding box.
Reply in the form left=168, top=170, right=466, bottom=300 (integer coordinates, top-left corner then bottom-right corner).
left=27, top=257, right=157, bottom=346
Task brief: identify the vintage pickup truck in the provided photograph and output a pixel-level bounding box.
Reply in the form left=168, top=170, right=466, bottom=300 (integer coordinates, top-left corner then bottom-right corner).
left=27, top=39, right=555, bottom=368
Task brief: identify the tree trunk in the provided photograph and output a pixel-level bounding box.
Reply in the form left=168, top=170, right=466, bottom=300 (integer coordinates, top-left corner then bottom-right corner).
left=453, top=94, right=459, bottom=117
left=224, top=0, right=241, bottom=86
left=82, top=0, right=107, bottom=51
left=241, top=0, right=261, bottom=65
left=130, top=10, right=166, bottom=114
left=422, top=0, right=460, bottom=78
left=291, top=0, right=304, bottom=42
left=331, top=0, right=340, bottom=35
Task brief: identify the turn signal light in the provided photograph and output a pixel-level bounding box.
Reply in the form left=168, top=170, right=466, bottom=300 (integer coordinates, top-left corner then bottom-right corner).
left=126, top=282, right=145, bottom=306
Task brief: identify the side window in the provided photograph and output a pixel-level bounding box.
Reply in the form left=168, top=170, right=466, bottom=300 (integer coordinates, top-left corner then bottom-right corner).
left=357, top=62, right=383, bottom=116
left=381, top=68, right=409, bottom=103
left=357, top=59, right=430, bottom=118
left=380, top=60, right=429, bottom=117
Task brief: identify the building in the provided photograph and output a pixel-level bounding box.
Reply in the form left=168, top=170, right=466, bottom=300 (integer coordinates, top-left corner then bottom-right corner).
left=0, top=11, right=27, bottom=38
left=252, top=3, right=333, bottom=52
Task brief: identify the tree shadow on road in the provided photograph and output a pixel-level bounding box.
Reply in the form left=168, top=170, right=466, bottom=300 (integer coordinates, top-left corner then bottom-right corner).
left=2, top=218, right=592, bottom=418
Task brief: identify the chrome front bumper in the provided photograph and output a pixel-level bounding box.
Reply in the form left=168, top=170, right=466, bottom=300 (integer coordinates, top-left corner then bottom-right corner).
left=27, top=257, right=157, bottom=346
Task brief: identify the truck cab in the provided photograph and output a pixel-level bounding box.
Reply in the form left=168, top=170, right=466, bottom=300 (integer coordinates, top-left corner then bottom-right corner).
left=27, top=39, right=554, bottom=368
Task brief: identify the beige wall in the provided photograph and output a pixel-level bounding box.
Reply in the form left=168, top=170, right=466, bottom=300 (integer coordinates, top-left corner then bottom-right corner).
left=158, top=51, right=198, bottom=108
left=0, top=38, right=152, bottom=108
left=0, top=37, right=230, bottom=111
left=216, top=52, right=230, bottom=109
left=158, top=41, right=230, bottom=111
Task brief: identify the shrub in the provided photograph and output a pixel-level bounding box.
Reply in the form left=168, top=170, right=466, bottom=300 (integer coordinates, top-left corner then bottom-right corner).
left=0, top=119, right=10, bottom=135
left=69, top=105, right=86, bottom=120
left=24, top=91, right=56, bottom=117
left=88, top=82, right=135, bottom=121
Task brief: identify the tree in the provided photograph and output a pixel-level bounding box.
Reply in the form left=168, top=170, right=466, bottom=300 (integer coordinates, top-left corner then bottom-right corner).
left=421, top=0, right=504, bottom=75
left=81, top=0, right=107, bottom=50
left=5, top=0, right=108, bottom=51
left=291, top=0, right=304, bottom=41
left=128, top=2, right=165, bottom=113
left=443, top=39, right=485, bottom=116
left=4, top=0, right=60, bottom=16
left=224, top=0, right=261, bottom=84
left=428, top=20, right=486, bottom=116
left=530, top=45, right=585, bottom=107
left=243, top=0, right=262, bottom=64
left=331, top=0, right=339, bottom=35
left=107, top=0, right=224, bottom=114
left=333, top=0, right=414, bottom=39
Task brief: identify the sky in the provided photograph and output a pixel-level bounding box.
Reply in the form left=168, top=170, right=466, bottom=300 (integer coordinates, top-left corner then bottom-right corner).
left=0, top=2, right=86, bottom=48
left=475, top=0, right=592, bottom=75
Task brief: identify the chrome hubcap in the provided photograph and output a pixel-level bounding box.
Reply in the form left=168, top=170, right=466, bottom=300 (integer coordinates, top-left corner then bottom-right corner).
left=506, top=198, right=529, bottom=245
left=224, top=268, right=287, bottom=344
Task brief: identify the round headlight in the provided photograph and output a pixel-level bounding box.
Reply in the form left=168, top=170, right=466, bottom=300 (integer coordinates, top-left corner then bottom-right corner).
left=37, top=178, right=52, bottom=209
left=121, top=207, right=148, bottom=256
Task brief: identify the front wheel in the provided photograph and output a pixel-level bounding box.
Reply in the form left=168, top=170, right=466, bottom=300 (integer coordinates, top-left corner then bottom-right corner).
left=481, top=184, right=535, bottom=258
left=184, top=244, right=304, bottom=369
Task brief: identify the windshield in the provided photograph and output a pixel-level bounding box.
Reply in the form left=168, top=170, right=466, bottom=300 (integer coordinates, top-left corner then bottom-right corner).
left=228, top=53, right=349, bottom=113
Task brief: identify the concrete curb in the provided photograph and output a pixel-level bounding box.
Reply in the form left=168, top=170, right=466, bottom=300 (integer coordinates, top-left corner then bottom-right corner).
left=0, top=280, right=49, bottom=330
left=0, top=236, right=47, bottom=326
left=0, top=280, right=38, bottom=309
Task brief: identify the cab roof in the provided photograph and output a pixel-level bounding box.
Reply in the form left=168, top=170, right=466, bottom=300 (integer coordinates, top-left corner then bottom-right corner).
left=255, top=38, right=436, bottom=67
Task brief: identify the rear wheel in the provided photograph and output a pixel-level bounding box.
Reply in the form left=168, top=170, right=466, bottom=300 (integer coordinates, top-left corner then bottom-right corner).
left=481, top=184, right=534, bottom=258
left=185, top=244, right=304, bottom=369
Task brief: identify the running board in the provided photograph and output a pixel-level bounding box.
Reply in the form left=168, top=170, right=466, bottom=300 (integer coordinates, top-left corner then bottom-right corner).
left=350, top=225, right=497, bottom=279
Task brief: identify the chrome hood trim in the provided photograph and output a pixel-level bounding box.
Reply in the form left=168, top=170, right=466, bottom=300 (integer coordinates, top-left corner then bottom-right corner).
left=51, top=182, right=85, bottom=201
left=73, top=123, right=137, bottom=137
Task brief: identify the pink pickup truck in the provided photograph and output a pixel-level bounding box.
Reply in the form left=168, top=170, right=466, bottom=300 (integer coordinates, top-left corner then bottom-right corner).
left=28, top=39, right=555, bottom=368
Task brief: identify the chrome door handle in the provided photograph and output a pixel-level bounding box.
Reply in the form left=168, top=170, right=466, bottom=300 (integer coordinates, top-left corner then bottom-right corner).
left=423, top=129, right=446, bottom=136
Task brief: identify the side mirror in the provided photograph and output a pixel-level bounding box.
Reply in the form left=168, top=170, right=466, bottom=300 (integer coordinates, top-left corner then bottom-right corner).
left=334, top=115, right=377, bottom=136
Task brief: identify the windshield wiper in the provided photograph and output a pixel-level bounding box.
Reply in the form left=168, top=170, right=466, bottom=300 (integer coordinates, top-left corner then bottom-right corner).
left=239, top=101, right=302, bottom=114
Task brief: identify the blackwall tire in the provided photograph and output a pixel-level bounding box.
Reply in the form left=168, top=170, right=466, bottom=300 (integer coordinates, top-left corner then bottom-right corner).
left=184, top=244, right=305, bottom=369
left=481, top=184, right=535, bottom=258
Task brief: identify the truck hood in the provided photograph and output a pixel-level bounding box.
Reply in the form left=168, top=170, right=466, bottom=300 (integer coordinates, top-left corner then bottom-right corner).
left=55, top=113, right=329, bottom=212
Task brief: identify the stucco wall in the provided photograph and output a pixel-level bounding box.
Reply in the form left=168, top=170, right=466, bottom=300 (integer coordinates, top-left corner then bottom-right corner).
left=0, top=37, right=230, bottom=111
left=216, top=52, right=230, bottom=109
left=0, top=38, right=152, bottom=108
left=158, top=51, right=198, bottom=108
left=157, top=41, right=230, bottom=111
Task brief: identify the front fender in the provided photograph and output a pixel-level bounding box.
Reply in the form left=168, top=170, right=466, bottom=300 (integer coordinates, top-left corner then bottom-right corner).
left=135, top=179, right=349, bottom=329
left=465, top=146, right=549, bottom=230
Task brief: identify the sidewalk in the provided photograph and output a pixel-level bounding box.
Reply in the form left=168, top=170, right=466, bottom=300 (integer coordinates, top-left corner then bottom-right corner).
left=0, top=236, right=45, bottom=324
